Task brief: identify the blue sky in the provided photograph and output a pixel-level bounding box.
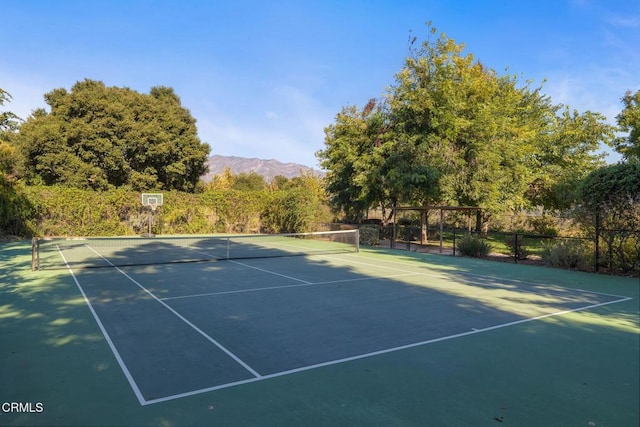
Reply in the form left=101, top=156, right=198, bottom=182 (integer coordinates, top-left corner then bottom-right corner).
left=2, top=0, right=638, bottom=168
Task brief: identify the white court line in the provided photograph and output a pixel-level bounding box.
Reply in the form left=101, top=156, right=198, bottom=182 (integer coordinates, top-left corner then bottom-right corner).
left=56, top=246, right=146, bottom=406
left=65, top=246, right=634, bottom=406
left=164, top=249, right=631, bottom=303
left=142, top=294, right=632, bottom=405
left=84, top=246, right=262, bottom=381
left=160, top=272, right=419, bottom=301
left=190, top=248, right=313, bottom=284
left=228, top=259, right=312, bottom=283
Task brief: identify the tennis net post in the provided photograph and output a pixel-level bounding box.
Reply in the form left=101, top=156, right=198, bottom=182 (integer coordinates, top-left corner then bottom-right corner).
left=31, top=237, right=39, bottom=271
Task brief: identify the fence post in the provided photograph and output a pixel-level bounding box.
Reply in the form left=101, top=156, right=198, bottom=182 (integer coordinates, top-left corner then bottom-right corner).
left=514, top=233, right=519, bottom=264
left=439, top=209, right=444, bottom=253
left=391, top=209, right=396, bottom=249
left=452, top=228, right=456, bottom=256
left=405, top=227, right=411, bottom=251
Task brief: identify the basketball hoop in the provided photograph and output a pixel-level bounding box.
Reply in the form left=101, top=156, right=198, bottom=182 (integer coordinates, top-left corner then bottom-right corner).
left=141, top=193, right=163, bottom=236
left=142, top=193, right=163, bottom=209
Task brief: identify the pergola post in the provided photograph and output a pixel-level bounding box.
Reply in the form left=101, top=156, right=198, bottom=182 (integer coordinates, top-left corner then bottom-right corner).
left=391, top=205, right=481, bottom=253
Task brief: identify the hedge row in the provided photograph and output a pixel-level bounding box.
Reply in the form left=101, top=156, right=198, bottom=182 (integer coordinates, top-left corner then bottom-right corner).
left=1, top=184, right=331, bottom=237
left=0, top=177, right=37, bottom=237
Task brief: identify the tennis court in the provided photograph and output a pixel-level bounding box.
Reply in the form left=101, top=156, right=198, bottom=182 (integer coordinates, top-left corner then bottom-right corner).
left=2, top=235, right=638, bottom=426
left=29, top=232, right=633, bottom=404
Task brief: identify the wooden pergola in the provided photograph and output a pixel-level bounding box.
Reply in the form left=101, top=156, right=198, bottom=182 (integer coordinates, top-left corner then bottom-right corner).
left=391, top=205, right=482, bottom=252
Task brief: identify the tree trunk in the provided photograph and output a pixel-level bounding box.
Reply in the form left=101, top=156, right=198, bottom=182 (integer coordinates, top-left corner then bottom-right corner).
left=420, top=209, right=429, bottom=242
left=475, top=209, right=489, bottom=235
left=475, top=210, right=482, bottom=234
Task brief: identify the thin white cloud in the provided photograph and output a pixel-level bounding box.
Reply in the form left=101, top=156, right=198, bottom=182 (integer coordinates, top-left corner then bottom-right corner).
left=272, top=84, right=335, bottom=133
left=542, top=63, right=637, bottom=164
left=607, top=15, right=640, bottom=28
left=543, top=65, right=634, bottom=122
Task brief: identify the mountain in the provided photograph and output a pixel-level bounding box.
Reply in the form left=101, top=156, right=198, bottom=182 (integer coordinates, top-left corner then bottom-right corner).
left=202, top=155, right=323, bottom=183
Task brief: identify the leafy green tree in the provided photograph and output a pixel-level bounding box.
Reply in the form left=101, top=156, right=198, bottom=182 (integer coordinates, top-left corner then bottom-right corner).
left=0, top=89, right=22, bottom=176
left=286, top=171, right=327, bottom=199
left=388, top=27, right=613, bottom=226
left=577, top=161, right=640, bottom=272
left=577, top=161, right=640, bottom=214
left=385, top=31, right=524, bottom=232
left=319, top=24, right=614, bottom=232
left=17, top=79, right=209, bottom=191
left=527, top=107, right=614, bottom=210
left=317, top=99, right=388, bottom=222
left=0, top=89, right=21, bottom=133
left=615, top=89, right=640, bottom=160
left=232, top=171, right=266, bottom=191
left=270, top=175, right=290, bottom=190
left=207, top=167, right=236, bottom=190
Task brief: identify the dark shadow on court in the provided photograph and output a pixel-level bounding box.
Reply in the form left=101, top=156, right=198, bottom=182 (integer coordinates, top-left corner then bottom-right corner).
left=41, top=237, right=631, bottom=403
left=3, top=239, right=638, bottom=427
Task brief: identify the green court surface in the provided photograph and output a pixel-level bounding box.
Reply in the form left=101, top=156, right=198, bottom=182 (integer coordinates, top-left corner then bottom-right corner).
left=1, top=239, right=638, bottom=426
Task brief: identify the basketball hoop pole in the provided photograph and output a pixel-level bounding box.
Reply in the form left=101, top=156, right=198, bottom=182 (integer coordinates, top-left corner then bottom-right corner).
left=148, top=204, right=157, bottom=236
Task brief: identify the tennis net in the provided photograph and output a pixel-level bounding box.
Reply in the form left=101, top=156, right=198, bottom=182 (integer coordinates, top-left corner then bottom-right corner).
left=31, top=230, right=359, bottom=270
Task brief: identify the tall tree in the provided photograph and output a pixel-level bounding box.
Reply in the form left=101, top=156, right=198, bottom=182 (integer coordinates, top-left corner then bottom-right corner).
left=232, top=171, right=266, bottom=191
left=0, top=89, right=22, bottom=175
left=207, top=167, right=236, bottom=190
left=317, top=100, right=388, bottom=222
left=383, top=27, right=540, bottom=230
left=527, top=107, right=614, bottom=210
left=318, top=24, right=615, bottom=230
left=388, top=27, right=613, bottom=226
left=615, top=89, right=640, bottom=161
left=17, top=79, right=210, bottom=191
left=0, top=89, right=21, bottom=133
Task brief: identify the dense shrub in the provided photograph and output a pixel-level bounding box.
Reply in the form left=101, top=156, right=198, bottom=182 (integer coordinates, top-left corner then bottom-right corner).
left=456, top=234, right=491, bottom=258
left=10, top=185, right=328, bottom=237
left=22, top=186, right=137, bottom=236
left=202, top=190, right=263, bottom=233
left=358, top=225, right=379, bottom=246
left=541, top=239, right=593, bottom=270
left=526, top=215, right=559, bottom=237
left=599, top=231, right=640, bottom=273
left=261, top=189, right=320, bottom=234
left=576, top=161, right=640, bottom=273
left=0, top=177, right=36, bottom=236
